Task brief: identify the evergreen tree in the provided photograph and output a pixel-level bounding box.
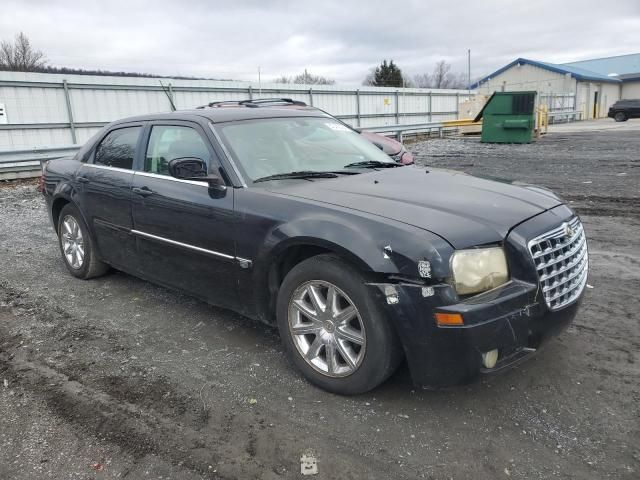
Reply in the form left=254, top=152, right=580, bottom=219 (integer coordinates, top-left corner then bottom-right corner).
left=367, top=60, right=404, bottom=87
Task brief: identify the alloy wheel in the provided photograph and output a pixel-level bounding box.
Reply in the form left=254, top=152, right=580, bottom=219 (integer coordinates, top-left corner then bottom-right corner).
left=61, top=215, right=84, bottom=269
left=288, top=280, right=366, bottom=377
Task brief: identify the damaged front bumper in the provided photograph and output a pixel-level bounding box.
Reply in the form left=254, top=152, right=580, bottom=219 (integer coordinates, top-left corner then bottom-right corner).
left=368, top=278, right=581, bottom=388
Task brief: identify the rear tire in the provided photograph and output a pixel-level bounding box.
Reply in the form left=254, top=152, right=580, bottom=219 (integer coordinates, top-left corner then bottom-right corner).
left=276, top=254, right=402, bottom=394
left=57, top=203, right=109, bottom=279
left=614, top=112, right=627, bottom=122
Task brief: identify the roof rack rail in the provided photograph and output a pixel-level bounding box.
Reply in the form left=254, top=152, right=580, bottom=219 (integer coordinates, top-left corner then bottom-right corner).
left=195, top=100, right=242, bottom=109
left=240, top=98, right=308, bottom=107
left=196, top=98, right=308, bottom=109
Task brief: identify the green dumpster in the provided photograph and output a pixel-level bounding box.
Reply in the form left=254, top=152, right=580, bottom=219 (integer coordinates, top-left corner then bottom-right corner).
left=474, top=91, right=536, bottom=143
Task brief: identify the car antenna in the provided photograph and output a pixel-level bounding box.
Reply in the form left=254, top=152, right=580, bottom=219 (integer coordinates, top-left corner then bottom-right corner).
left=159, top=80, right=177, bottom=111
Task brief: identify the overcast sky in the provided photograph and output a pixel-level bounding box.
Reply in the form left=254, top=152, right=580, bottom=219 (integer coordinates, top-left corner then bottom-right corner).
left=3, top=0, right=639, bottom=85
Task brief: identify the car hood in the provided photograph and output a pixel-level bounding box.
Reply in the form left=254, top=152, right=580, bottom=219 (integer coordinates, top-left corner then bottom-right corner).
left=270, top=167, right=562, bottom=249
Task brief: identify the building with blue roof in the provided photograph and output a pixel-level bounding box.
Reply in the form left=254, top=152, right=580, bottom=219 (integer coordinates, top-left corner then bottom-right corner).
left=471, top=53, right=640, bottom=120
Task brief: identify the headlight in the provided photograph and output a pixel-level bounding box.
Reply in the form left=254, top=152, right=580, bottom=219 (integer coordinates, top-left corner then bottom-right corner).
left=451, top=247, right=509, bottom=295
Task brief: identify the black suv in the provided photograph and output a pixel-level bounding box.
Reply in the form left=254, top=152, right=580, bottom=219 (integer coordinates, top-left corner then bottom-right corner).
left=41, top=105, right=588, bottom=394
left=608, top=99, right=640, bottom=122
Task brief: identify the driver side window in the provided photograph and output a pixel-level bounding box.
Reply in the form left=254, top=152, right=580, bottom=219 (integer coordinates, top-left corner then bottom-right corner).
left=145, top=126, right=212, bottom=176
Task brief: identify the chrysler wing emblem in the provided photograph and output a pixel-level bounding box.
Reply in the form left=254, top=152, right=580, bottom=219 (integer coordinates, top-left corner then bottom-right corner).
left=563, top=222, right=574, bottom=237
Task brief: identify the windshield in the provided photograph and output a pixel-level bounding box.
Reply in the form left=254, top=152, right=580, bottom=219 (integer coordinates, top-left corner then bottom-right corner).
left=214, top=117, right=396, bottom=182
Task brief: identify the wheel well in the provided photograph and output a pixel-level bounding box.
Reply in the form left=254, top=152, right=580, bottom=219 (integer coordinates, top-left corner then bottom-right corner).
left=266, top=244, right=358, bottom=323
left=51, top=198, right=70, bottom=233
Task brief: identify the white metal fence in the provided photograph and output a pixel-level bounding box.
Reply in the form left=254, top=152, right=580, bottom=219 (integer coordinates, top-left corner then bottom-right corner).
left=0, top=71, right=477, bottom=149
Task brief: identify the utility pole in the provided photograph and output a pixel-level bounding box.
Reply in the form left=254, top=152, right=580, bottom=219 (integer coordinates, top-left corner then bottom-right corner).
left=258, top=66, right=262, bottom=97
left=468, top=49, right=471, bottom=95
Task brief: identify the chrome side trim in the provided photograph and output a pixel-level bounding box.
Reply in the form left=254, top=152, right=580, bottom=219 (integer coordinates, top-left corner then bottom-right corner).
left=131, top=229, right=235, bottom=260
left=208, top=123, right=248, bottom=188
left=134, top=171, right=209, bottom=186
left=82, top=163, right=132, bottom=174
left=236, top=257, right=252, bottom=269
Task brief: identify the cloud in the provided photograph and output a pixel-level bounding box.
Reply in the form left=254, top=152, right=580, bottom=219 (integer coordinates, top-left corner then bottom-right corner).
left=2, top=0, right=639, bottom=84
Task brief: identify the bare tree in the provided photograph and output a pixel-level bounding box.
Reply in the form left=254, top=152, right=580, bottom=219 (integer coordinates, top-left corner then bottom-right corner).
left=412, top=73, right=432, bottom=88
left=431, top=60, right=451, bottom=89
left=273, top=75, right=292, bottom=84
left=292, top=69, right=335, bottom=85
left=362, top=67, right=376, bottom=86
left=0, top=32, right=47, bottom=71
left=447, top=72, right=469, bottom=89
left=275, top=69, right=335, bottom=85
left=412, top=61, right=469, bottom=89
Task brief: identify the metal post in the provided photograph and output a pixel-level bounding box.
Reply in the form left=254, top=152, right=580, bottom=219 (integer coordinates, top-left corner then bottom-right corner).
left=309, top=87, right=313, bottom=106
left=428, top=91, right=432, bottom=122
left=248, top=85, right=253, bottom=100
left=168, top=83, right=175, bottom=108
left=456, top=92, right=460, bottom=119
left=356, top=89, right=361, bottom=127
left=62, top=80, right=77, bottom=144
left=395, top=90, right=399, bottom=124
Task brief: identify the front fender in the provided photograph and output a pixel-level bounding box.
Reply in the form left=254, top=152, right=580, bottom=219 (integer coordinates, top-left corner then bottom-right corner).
left=263, top=212, right=452, bottom=277
left=238, top=191, right=455, bottom=323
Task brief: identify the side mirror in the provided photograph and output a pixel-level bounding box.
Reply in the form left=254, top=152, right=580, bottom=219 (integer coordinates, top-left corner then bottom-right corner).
left=168, top=157, right=207, bottom=179
left=167, top=157, right=227, bottom=198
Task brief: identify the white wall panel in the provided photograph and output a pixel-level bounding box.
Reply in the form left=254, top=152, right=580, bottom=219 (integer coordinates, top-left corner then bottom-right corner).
left=599, top=83, right=621, bottom=117
left=75, top=126, right=104, bottom=145
left=622, top=80, right=640, bottom=99
left=0, top=128, right=71, bottom=148
left=476, top=63, right=576, bottom=95
left=0, top=71, right=479, bottom=148
left=0, top=86, right=68, bottom=123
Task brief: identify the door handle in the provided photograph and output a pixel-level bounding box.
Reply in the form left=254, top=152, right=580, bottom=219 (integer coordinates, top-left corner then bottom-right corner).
left=132, top=186, right=155, bottom=197
left=77, top=176, right=90, bottom=183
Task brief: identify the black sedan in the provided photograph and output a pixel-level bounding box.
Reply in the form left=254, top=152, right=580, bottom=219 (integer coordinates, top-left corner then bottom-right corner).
left=41, top=106, right=588, bottom=394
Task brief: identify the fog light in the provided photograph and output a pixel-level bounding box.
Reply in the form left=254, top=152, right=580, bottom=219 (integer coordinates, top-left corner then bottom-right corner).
left=482, top=349, right=499, bottom=369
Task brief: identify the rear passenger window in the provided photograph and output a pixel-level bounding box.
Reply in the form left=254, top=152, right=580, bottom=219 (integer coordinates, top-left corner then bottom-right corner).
left=94, top=127, right=141, bottom=169
left=145, top=126, right=212, bottom=176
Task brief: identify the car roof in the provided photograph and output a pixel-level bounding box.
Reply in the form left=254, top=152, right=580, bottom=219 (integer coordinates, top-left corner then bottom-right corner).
left=112, top=106, right=330, bottom=126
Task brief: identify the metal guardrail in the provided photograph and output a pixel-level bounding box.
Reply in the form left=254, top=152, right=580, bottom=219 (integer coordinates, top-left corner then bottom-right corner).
left=363, top=119, right=481, bottom=141
left=546, top=110, right=583, bottom=122
left=0, top=145, right=80, bottom=180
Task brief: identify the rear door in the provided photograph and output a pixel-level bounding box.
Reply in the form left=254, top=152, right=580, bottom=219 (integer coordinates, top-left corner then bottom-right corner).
left=76, top=123, right=144, bottom=270
left=130, top=121, right=239, bottom=310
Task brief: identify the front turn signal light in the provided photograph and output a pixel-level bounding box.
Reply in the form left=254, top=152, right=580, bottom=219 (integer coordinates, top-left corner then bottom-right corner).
left=435, top=312, right=464, bottom=326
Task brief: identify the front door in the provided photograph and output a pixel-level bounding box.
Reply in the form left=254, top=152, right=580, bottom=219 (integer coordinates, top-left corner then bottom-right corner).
left=76, top=124, right=143, bottom=269
left=130, top=122, right=238, bottom=310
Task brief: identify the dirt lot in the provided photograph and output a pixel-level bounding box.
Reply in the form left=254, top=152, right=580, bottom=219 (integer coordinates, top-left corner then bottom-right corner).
left=1, top=125, right=639, bottom=479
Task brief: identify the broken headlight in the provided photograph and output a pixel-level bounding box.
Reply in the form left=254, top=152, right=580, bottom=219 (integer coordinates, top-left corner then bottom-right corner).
left=451, top=247, right=509, bottom=295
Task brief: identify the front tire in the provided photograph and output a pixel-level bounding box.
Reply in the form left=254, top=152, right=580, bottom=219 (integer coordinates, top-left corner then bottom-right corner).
left=57, top=203, right=109, bottom=279
left=614, top=112, right=627, bottom=122
left=276, top=254, right=402, bottom=394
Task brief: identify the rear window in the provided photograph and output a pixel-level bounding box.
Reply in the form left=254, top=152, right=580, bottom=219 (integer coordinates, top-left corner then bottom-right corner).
left=94, top=127, right=141, bottom=169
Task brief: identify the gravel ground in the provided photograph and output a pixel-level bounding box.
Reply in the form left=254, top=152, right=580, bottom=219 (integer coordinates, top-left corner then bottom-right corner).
left=1, top=126, right=639, bottom=479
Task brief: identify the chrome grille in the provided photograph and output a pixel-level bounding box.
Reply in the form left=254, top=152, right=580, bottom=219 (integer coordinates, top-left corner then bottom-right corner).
left=528, top=217, right=588, bottom=310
